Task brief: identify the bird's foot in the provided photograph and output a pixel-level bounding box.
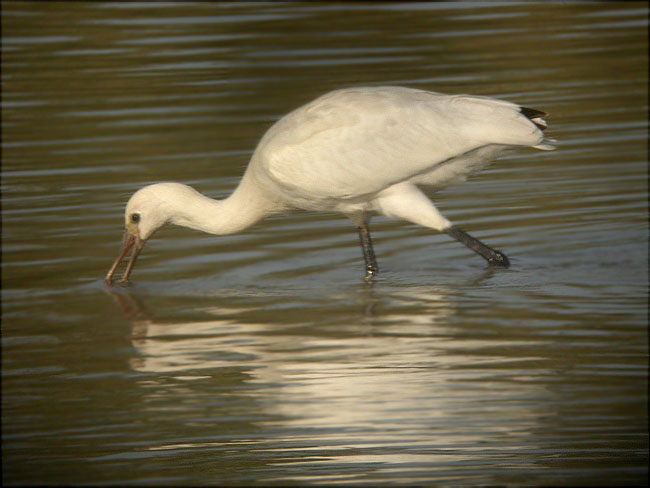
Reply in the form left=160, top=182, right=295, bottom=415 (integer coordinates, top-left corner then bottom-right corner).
left=487, top=251, right=510, bottom=268
left=364, top=265, right=378, bottom=282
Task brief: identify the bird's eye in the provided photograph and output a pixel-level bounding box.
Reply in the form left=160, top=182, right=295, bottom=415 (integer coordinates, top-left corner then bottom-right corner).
left=130, top=213, right=140, bottom=223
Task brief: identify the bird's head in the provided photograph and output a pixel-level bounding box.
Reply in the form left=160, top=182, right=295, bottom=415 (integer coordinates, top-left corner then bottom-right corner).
left=105, top=183, right=183, bottom=284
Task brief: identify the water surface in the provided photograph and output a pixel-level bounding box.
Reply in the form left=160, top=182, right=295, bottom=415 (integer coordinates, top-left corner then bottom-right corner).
left=2, top=2, right=648, bottom=485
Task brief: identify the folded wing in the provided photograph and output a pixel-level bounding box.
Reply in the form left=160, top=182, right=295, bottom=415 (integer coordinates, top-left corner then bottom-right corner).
left=254, top=87, right=554, bottom=203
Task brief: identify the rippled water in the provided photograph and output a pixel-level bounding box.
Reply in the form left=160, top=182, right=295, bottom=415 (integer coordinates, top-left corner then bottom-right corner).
left=2, top=2, right=648, bottom=486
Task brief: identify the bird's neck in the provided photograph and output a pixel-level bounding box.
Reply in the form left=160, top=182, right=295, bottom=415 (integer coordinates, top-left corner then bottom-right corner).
left=171, top=175, right=283, bottom=236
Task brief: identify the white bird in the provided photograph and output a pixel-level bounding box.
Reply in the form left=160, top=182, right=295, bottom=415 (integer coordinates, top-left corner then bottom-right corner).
left=105, top=86, right=555, bottom=284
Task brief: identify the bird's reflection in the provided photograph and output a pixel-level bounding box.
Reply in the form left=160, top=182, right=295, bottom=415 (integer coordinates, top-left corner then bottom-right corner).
left=104, top=275, right=459, bottom=375
left=107, top=285, right=148, bottom=321
left=102, top=265, right=544, bottom=461
left=359, top=279, right=380, bottom=317
left=105, top=264, right=503, bottom=334
left=103, top=276, right=462, bottom=379
left=103, top=263, right=511, bottom=382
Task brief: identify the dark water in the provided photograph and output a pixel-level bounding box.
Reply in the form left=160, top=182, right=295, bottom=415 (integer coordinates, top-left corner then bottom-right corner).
left=2, top=2, right=648, bottom=485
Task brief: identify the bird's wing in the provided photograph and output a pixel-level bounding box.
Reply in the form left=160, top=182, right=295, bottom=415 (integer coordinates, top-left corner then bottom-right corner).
left=255, top=87, right=546, bottom=203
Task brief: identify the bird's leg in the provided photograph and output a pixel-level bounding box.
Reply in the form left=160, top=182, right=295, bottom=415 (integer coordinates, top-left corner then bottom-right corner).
left=357, top=222, right=378, bottom=280
left=444, top=226, right=510, bottom=267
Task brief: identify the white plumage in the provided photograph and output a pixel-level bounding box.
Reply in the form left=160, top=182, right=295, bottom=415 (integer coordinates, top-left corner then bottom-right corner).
left=106, top=86, right=555, bottom=283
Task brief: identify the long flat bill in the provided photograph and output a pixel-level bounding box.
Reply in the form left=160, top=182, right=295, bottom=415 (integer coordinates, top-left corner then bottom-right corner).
left=105, top=232, right=145, bottom=284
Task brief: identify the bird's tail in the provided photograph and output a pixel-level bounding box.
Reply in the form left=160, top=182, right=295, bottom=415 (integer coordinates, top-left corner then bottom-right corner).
left=520, top=106, right=557, bottom=150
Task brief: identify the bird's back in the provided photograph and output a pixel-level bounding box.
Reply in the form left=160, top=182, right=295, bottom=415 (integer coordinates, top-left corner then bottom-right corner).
left=248, top=86, right=554, bottom=209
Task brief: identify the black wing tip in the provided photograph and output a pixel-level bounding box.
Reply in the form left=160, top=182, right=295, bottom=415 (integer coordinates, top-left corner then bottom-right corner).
left=520, top=106, right=548, bottom=130
left=520, top=107, right=547, bottom=119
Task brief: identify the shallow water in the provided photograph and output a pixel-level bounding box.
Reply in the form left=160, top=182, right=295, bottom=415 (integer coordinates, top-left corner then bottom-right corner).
left=2, top=2, right=648, bottom=486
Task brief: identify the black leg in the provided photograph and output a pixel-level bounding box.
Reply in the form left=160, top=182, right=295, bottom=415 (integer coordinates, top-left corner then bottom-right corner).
left=444, top=225, right=510, bottom=267
left=357, top=222, right=378, bottom=280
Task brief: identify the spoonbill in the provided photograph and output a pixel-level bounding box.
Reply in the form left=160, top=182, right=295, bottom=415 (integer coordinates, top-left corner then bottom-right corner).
left=105, top=86, right=555, bottom=284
